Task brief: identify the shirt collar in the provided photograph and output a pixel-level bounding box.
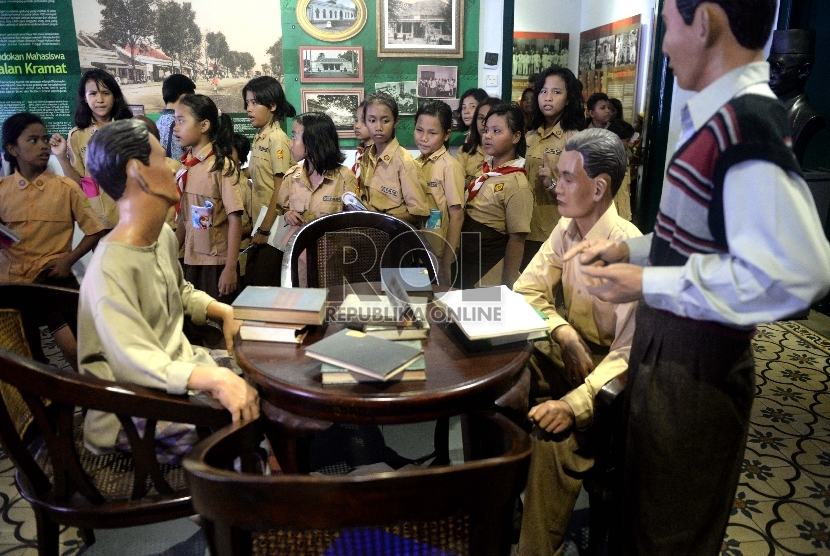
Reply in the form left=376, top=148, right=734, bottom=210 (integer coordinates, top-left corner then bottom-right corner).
left=13, top=170, right=50, bottom=190
left=564, top=203, right=620, bottom=242
left=536, top=120, right=563, bottom=140
left=682, top=61, right=773, bottom=136
left=254, top=121, right=281, bottom=141
left=418, top=146, right=447, bottom=165
left=187, top=143, right=213, bottom=162
left=370, top=137, right=400, bottom=165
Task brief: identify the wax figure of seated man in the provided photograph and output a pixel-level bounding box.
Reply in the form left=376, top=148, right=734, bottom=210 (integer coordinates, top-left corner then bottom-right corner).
left=512, top=128, right=641, bottom=556
left=78, top=119, right=259, bottom=464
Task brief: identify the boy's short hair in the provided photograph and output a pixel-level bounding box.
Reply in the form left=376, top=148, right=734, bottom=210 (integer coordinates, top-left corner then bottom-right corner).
left=87, top=119, right=152, bottom=201
left=162, top=74, right=196, bottom=105
left=587, top=92, right=609, bottom=111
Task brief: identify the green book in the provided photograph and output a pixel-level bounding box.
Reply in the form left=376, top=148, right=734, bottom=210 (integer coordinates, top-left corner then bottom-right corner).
left=232, top=286, right=328, bottom=325
left=305, top=330, right=423, bottom=381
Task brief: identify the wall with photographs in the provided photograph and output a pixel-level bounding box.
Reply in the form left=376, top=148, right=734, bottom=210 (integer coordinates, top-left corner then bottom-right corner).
left=281, top=0, right=480, bottom=149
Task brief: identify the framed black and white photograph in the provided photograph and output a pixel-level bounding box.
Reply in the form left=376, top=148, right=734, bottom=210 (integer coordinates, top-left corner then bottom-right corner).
left=299, top=46, right=363, bottom=83
left=375, top=81, right=417, bottom=115
left=416, top=65, right=457, bottom=98
left=301, top=88, right=365, bottom=137
left=377, top=0, right=463, bottom=58
left=296, top=0, right=368, bottom=42
left=595, top=35, right=615, bottom=69
left=579, top=40, right=597, bottom=73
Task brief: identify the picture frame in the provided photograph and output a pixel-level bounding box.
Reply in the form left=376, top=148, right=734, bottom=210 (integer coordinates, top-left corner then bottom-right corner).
left=301, top=88, right=365, bottom=138
left=375, top=81, right=417, bottom=115
left=299, top=46, right=363, bottom=83
left=296, top=0, right=368, bottom=43
left=416, top=65, right=458, bottom=99
left=377, top=0, right=463, bottom=58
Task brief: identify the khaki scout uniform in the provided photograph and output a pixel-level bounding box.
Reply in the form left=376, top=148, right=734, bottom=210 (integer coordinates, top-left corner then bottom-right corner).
left=0, top=170, right=104, bottom=282
left=455, top=144, right=485, bottom=188
left=177, top=145, right=244, bottom=266
left=358, top=138, right=429, bottom=219
left=68, top=123, right=119, bottom=229
left=524, top=122, right=578, bottom=242
left=465, top=159, right=533, bottom=235
left=276, top=163, right=357, bottom=222
left=249, top=121, right=295, bottom=219
left=416, top=146, right=465, bottom=254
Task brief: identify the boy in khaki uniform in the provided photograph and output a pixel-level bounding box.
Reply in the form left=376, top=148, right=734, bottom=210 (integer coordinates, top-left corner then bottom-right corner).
left=249, top=121, right=294, bottom=218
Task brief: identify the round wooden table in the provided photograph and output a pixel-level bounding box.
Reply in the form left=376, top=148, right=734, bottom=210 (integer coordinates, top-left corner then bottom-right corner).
left=236, top=304, right=532, bottom=425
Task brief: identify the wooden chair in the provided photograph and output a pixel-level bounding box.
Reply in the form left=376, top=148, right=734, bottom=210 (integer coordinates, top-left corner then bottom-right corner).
left=584, top=375, right=626, bottom=556
left=184, top=411, right=531, bottom=556
left=280, top=211, right=439, bottom=288
left=0, top=283, right=231, bottom=555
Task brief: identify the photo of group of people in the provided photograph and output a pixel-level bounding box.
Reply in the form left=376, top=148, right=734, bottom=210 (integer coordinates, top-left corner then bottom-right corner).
left=416, top=65, right=458, bottom=98
left=512, top=33, right=570, bottom=79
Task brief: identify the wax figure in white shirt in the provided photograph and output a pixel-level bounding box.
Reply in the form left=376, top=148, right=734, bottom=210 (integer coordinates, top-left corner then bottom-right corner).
left=568, top=0, right=830, bottom=553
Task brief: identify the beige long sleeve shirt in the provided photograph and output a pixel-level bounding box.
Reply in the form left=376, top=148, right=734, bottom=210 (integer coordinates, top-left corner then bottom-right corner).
left=513, top=204, right=641, bottom=428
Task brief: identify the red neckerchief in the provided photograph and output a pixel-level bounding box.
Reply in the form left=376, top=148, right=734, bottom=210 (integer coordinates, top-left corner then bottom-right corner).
left=175, top=149, right=214, bottom=219
left=351, top=146, right=363, bottom=186
left=465, top=157, right=526, bottom=202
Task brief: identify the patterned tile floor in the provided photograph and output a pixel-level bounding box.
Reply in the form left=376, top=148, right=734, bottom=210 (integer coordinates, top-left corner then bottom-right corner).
left=2, top=319, right=830, bottom=555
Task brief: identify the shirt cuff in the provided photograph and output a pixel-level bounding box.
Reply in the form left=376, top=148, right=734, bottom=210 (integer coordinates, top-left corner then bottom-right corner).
left=166, top=361, right=197, bottom=395
left=642, top=265, right=684, bottom=314
left=625, top=233, right=652, bottom=266
left=188, top=292, right=214, bottom=326
left=561, top=385, right=593, bottom=429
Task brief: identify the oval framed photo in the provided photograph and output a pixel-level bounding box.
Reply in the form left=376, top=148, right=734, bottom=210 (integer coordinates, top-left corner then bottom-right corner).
left=297, top=0, right=368, bottom=43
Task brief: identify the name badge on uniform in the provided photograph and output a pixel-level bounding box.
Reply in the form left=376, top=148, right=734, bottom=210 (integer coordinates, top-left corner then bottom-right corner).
left=322, top=196, right=341, bottom=202
left=427, top=181, right=438, bottom=188
left=544, top=148, right=562, bottom=156
left=494, top=183, right=504, bottom=192
left=380, top=186, right=399, bottom=197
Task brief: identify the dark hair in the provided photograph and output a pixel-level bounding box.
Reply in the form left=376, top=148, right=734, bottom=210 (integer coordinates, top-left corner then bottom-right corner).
left=484, top=102, right=527, bottom=158
left=461, top=96, right=499, bottom=154
left=586, top=92, right=609, bottom=111
left=231, top=133, right=250, bottom=167
left=676, top=0, right=776, bottom=50
left=565, top=128, right=627, bottom=196
left=133, top=115, right=160, bottom=140
left=415, top=100, right=453, bottom=149
left=608, top=98, right=624, bottom=121
left=73, top=69, right=133, bottom=129
left=162, top=74, right=196, bottom=105
left=529, top=66, right=585, bottom=133
left=178, top=94, right=237, bottom=177
left=364, top=92, right=399, bottom=122
left=607, top=119, right=635, bottom=141
left=241, top=76, right=296, bottom=125
left=457, top=88, right=489, bottom=132
left=294, top=112, right=345, bottom=174
left=2, top=112, right=46, bottom=172
left=87, top=119, right=151, bottom=201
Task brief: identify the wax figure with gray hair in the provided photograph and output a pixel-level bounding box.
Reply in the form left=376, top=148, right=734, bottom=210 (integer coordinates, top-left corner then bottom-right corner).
left=513, top=128, right=641, bottom=556
left=567, top=0, right=830, bottom=552
left=77, top=119, right=259, bottom=463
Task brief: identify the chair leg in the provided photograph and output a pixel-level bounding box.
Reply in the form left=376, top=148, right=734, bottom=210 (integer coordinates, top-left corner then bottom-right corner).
left=81, top=528, right=96, bottom=546
left=432, top=417, right=450, bottom=465
left=33, top=508, right=59, bottom=556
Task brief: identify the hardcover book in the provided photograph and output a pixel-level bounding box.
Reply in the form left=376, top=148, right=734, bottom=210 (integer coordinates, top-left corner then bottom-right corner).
left=238, top=322, right=309, bottom=343
left=232, top=286, right=328, bottom=325
left=320, top=340, right=426, bottom=384
left=305, top=329, right=423, bottom=381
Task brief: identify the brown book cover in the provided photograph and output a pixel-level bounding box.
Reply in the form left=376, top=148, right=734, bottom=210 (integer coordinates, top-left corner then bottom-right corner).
left=232, top=286, right=328, bottom=325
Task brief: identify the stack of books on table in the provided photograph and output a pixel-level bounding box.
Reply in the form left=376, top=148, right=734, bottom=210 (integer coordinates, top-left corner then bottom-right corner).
left=435, top=285, right=549, bottom=349
left=335, top=293, right=430, bottom=340
left=305, top=329, right=425, bottom=384
left=232, top=286, right=328, bottom=343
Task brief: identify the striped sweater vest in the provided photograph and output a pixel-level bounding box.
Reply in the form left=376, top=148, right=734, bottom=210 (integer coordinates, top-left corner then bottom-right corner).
left=649, top=94, right=802, bottom=268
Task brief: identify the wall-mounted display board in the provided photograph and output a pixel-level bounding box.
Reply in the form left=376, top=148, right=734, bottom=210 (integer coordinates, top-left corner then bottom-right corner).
left=511, top=31, right=569, bottom=102
left=0, top=0, right=81, bottom=136
left=282, top=0, right=480, bottom=148
left=578, top=15, right=641, bottom=123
